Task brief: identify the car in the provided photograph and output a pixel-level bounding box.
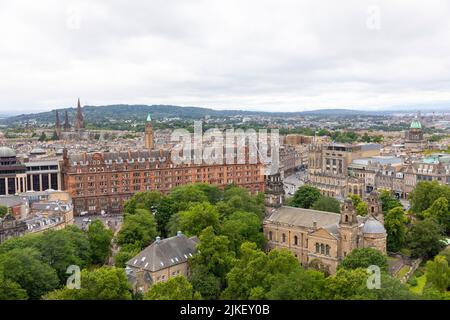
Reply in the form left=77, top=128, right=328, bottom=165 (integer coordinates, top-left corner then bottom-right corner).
left=82, top=218, right=91, bottom=223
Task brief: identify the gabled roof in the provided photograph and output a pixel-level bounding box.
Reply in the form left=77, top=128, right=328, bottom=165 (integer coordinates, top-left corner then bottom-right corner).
left=126, top=234, right=198, bottom=272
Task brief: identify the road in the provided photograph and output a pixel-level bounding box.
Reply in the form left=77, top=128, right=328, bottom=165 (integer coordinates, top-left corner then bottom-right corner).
left=283, top=170, right=308, bottom=196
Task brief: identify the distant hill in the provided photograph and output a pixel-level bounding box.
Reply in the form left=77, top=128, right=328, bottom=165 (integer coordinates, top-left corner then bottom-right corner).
left=0, top=104, right=394, bottom=126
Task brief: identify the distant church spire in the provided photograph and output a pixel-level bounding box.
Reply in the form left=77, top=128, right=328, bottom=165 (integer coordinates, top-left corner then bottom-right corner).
left=64, top=110, right=70, bottom=131
left=74, top=98, right=84, bottom=131
left=55, top=110, right=61, bottom=138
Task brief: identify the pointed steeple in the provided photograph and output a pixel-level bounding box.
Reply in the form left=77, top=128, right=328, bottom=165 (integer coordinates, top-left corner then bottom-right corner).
left=74, top=98, right=84, bottom=131
left=64, top=111, right=70, bottom=131
left=147, top=113, right=152, bottom=122
left=55, top=110, right=61, bottom=128
left=55, top=110, right=61, bottom=138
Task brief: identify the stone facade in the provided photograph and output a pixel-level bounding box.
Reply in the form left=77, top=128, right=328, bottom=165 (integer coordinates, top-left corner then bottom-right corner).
left=308, top=143, right=381, bottom=199
left=263, top=193, right=386, bottom=274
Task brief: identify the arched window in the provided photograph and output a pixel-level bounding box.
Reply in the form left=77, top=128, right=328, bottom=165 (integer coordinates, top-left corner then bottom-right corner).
left=315, top=243, right=320, bottom=253
left=268, top=231, right=272, bottom=241
left=294, top=236, right=298, bottom=246
left=320, top=244, right=325, bottom=254
left=326, top=245, right=330, bottom=256
left=282, top=233, right=286, bottom=243
left=345, top=215, right=349, bottom=223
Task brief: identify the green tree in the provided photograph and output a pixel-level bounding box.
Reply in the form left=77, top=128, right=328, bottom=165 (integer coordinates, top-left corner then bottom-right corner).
left=220, top=211, right=264, bottom=253
left=51, top=130, right=59, bottom=140
left=38, top=132, right=47, bottom=142
left=407, top=218, right=446, bottom=259
left=115, top=243, right=141, bottom=268
left=265, top=269, right=326, bottom=300
left=311, top=196, right=340, bottom=213
left=123, top=191, right=161, bottom=215
left=144, top=276, right=201, bottom=300
left=0, top=267, right=28, bottom=300
left=222, top=186, right=264, bottom=218
left=339, top=248, right=388, bottom=272
left=426, top=255, right=450, bottom=292
left=168, top=202, right=220, bottom=237
left=409, top=181, right=450, bottom=216
left=189, top=227, right=235, bottom=287
left=325, top=268, right=413, bottom=300
left=117, top=209, right=158, bottom=249
left=33, top=229, right=85, bottom=282
left=190, top=264, right=221, bottom=300
left=0, top=248, right=59, bottom=299
left=290, top=185, right=322, bottom=209
left=349, top=195, right=368, bottom=215
left=379, top=189, right=402, bottom=214
left=423, top=197, right=450, bottom=233
left=385, top=207, right=407, bottom=252
left=87, top=220, right=113, bottom=265
left=0, top=205, right=8, bottom=218
left=155, top=184, right=210, bottom=236
left=221, top=242, right=300, bottom=299
left=44, top=267, right=132, bottom=300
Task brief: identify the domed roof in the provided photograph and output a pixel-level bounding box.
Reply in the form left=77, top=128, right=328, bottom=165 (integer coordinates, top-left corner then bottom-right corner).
left=0, top=146, right=16, bottom=158
left=410, top=120, right=422, bottom=129
left=362, top=217, right=386, bottom=234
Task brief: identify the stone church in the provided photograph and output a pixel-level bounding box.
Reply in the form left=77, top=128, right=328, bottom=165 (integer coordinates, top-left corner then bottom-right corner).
left=263, top=192, right=387, bottom=274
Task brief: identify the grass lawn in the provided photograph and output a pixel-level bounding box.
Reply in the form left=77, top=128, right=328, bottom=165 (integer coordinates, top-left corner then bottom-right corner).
left=397, top=265, right=410, bottom=279
left=409, top=275, right=427, bottom=294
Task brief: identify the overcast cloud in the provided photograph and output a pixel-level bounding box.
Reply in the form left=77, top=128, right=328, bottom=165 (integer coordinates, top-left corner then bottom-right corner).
left=1, top=0, right=450, bottom=113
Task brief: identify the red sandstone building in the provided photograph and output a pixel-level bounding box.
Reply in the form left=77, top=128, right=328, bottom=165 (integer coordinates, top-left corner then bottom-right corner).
left=61, top=148, right=265, bottom=215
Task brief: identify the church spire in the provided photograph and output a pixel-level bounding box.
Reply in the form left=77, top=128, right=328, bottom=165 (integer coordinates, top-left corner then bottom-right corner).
left=64, top=110, right=70, bottom=131
left=74, top=98, right=84, bottom=131
left=55, top=110, right=61, bottom=138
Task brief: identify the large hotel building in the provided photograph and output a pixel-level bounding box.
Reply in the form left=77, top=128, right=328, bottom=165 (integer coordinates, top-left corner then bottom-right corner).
left=62, top=148, right=265, bottom=215
left=61, top=114, right=265, bottom=215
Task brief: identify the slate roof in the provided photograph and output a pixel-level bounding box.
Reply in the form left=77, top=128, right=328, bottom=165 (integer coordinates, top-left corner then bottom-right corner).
left=265, top=206, right=341, bottom=229
left=126, top=234, right=198, bottom=272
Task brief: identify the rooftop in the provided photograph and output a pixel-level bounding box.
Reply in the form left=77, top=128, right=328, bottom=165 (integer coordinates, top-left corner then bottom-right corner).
left=126, top=233, right=198, bottom=272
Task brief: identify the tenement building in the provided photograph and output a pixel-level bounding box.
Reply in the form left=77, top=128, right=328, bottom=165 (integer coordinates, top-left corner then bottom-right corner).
left=263, top=192, right=386, bottom=274
left=62, top=148, right=265, bottom=215
left=308, top=143, right=381, bottom=198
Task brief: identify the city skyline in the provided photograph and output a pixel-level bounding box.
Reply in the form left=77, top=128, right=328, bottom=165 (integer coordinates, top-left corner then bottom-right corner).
left=1, top=0, right=450, bottom=113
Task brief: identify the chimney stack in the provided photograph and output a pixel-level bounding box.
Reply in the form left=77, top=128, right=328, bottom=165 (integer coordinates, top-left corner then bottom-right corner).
left=313, top=221, right=317, bottom=229
left=155, top=236, right=161, bottom=243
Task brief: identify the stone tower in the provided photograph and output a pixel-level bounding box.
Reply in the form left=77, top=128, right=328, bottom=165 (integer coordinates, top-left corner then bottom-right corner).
left=144, top=113, right=154, bottom=150
left=264, top=170, right=285, bottom=210
left=339, top=199, right=360, bottom=258
left=64, top=111, right=70, bottom=131
left=367, top=190, right=383, bottom=223
left=74, top=98, right=84, bottom=131
left=55, top=110, right=62, bottom=139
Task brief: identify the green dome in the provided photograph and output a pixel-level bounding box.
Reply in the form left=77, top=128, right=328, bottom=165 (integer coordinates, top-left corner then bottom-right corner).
left=410, top=120, right=422, bottom=129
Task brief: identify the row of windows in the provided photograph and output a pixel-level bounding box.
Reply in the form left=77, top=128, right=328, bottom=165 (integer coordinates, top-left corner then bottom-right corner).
left=315, top=243, right=331, bottom=256
left=267, top=231, right=300, bottom=246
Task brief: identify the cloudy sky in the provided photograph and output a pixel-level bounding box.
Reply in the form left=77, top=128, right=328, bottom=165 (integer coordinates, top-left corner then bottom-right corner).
left=1, top=0, right=450, bottom=113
